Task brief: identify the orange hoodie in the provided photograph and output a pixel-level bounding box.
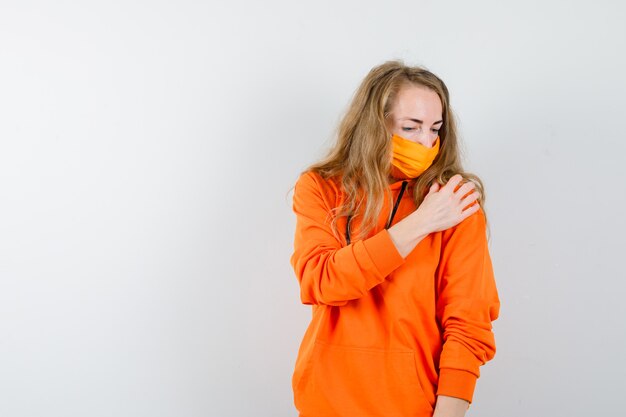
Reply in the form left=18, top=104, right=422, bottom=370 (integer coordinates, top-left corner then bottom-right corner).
left=289, top=171, right=500, bottom=417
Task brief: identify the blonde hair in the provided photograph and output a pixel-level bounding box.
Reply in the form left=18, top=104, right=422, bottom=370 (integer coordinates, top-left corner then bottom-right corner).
left=294, top=59, right=489, bottom=243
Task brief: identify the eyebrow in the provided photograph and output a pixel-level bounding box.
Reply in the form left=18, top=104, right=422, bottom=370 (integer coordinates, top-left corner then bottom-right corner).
left=403, top=118, right=443, bottom=125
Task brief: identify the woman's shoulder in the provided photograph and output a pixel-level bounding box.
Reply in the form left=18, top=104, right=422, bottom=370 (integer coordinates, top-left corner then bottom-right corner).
left=295, top=170, right=343, bottom=196
left=292, top=170, right=346, bottom=212
left=439, top=205, right=488, bottom=244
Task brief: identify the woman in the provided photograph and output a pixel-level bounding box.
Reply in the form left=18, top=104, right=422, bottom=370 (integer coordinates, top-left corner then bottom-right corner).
left=289, top=60, right=500, bottom=417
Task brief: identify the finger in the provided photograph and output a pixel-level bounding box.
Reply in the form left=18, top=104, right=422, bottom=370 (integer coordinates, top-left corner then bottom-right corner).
left=461, top=201, right=480, bottom=218
left=461, top=194, right=479, bottom=211
left=442, top=174, right=464, bottom=193
left=428, top=182, right=440, bottom=194
left=455, top=181, right=476, bottom=198
left=453, top=178, right=471, bottom=193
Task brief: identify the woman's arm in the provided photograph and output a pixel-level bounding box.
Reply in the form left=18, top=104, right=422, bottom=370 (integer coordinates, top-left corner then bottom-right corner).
left=433, top=395, right=470, bottom=417
left=386, top=211, right=430, bottom=258
left=434, top=206, right=500, bottom=405
left=290, top=172, right=407, bottom=306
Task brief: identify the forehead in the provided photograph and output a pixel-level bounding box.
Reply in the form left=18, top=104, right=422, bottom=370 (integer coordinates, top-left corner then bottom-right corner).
left=391, top=84, right=442, bottom=119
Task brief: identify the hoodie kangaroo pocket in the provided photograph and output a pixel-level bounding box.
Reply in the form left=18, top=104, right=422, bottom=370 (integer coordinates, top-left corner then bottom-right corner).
left=296, top=340, right=433, bottom=417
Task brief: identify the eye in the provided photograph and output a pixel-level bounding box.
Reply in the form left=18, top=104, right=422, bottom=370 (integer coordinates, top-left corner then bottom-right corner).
left=402, top=127, right=440, bottom=133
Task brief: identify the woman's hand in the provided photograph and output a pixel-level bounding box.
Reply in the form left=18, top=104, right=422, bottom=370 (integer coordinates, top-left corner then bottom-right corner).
left=416, top=174, right=480, bottom=234
left=387, top=174, right=480, bottom=259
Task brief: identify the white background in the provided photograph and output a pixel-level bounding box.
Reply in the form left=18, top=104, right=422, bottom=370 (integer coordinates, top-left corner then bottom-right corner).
left=1, top=1, right=625, bottom=416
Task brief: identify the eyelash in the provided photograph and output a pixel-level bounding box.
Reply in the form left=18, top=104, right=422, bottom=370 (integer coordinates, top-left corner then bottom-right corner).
left=402, top=127, right=440, bottom=133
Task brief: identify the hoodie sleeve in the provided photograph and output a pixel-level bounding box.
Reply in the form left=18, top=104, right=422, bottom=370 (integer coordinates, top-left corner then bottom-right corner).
left=435, top=207, right=500, bottom=404
left=290, top=172, right=406, bottom=306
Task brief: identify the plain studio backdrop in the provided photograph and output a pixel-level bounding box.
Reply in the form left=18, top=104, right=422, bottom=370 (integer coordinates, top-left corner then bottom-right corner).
left=1, top=1, right=625, bottom=416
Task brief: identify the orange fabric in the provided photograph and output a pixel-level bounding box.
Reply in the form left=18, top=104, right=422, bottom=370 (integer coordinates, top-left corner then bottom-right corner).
left=289, top=171, right=500, bottom=417
left=391, top=134, right=440, bottom=178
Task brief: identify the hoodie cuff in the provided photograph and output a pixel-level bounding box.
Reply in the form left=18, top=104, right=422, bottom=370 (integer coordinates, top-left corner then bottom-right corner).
left=360, top=228, right=406, bottom=277
left=436, top=368, right=478, bottom=404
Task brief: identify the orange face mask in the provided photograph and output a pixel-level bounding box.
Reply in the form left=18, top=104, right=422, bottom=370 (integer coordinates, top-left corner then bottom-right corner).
left=390, top=134, right=440, bottom=178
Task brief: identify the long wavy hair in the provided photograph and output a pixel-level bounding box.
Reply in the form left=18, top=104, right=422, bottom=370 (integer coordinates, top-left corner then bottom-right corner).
left=293, top=59, right=489, bottom=243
